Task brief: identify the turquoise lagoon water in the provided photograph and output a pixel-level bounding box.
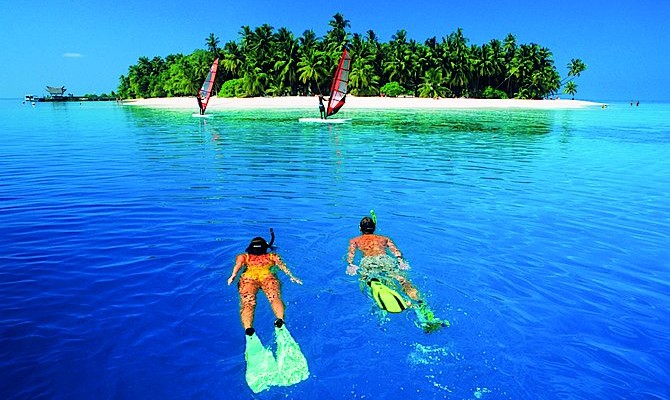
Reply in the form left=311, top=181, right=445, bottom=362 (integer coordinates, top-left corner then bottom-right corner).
left=1, top=99, right=669, bottom=399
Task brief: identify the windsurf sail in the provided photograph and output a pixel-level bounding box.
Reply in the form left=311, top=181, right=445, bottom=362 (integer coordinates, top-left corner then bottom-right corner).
left=326, top=48, right=351, bottom=117
left=197, top=58, right=219, bottom=114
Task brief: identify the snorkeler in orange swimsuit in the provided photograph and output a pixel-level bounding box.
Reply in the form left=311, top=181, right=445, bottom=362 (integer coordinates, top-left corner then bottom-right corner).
left=228, top=230, right=302, bottom=336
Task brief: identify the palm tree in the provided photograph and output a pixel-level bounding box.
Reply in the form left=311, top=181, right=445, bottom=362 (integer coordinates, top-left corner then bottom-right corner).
left=562, top=58, right=587, bottom=85
left=568, top=58, right=587, bottom=77
left=422, top=36, right=440, bottom=73
left=501, top=33, right=517, bottom=95
left=299, top=29, right=318, bottom=51
left=239, top=26, right=253, bottom=52
left=206, top=33, right=220, bottom=57
left=564, top=81, right=578, bottom=99
left=248, top=24, right=275, bottom=71
left=439, top=28, right=472, bottom=96
left=365, top=29, right=379, bottom=44
left=297, top=48, right=328, bottom=95
left=130, top=56, right=153, bottom=97
left=162, top=54, right=196, bottom=96
left=325, top=13, right=350, bottom=52
left=443, top=28, right=471, bottom=96
left=534, top=46, right=560, bottom=98
left=188, top=50, right=214, bottom=94
left=469, top=44, right=484, bottom=94
left=274, top=27, right=300, bottom=95
left=384, top=30, right=412, bottom=90
left=244, top=67, right=268, bottom=97
left=487, top=39, right=505, bottom=87
left=349, top=57, right=379, bottom=95
left=221, top=41, right=244, bottom=79
left=510, top=44, right=536, bottom=98
left=478, top=42, right=502, bottom=91
left=418, top=68, right=447, bottom=98
left=503, top=33, right=517, bottom=62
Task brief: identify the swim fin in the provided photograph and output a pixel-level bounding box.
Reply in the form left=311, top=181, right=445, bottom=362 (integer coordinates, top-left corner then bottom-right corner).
left=244, top=333, right=278, bottom=393
left=274, top=325, right=309, bottom=386
left=414, top=302, right=450, bottom=333
left=368, top=278, right=408, bottom=313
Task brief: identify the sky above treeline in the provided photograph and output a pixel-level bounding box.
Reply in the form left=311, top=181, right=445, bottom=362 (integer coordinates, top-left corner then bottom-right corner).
left=2, top=0, right=668, bottom=101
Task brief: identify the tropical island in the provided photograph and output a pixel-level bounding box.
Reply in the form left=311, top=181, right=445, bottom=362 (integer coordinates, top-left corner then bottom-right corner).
left=118, top=13, right=588, bottom=107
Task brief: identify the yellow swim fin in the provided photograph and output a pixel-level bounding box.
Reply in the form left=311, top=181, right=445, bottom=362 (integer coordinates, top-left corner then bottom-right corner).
left=368, top=278, right=408, bottom=313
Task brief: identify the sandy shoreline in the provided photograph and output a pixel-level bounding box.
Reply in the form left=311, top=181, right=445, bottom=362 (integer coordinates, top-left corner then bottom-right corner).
left=123, top=95, right=602, bottom=110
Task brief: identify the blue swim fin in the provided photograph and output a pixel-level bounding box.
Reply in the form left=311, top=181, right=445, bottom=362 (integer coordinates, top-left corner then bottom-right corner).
left=244, top=333, right=278, bottom=393
left=274, top=325, right=309, bottom=386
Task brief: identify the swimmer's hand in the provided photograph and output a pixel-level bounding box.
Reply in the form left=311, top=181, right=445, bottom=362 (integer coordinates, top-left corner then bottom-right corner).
left=398, top=259, right=410, bottom=270
left=227, top=275, right=235, bottom=285
left=290, top=276, right=303, bottom=285
left=346, top=264, right=359, bottom=276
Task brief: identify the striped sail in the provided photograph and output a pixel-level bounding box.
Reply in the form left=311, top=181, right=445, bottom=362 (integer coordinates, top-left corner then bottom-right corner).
left=198, top=58, right=219, bottom=114
left=326, top=49, right=351, bottom=117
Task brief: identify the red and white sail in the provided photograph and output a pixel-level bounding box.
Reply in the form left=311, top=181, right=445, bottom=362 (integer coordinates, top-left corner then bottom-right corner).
left=198, top=58, right=219, bottom=114
left=326, top=49, right=351, bottom=117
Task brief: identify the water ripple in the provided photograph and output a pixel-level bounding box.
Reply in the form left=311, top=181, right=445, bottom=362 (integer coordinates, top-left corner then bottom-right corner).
left=1, top=102, right=669, bottom=399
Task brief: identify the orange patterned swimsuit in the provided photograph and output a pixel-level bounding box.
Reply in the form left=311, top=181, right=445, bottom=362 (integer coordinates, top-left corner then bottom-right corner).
left=241, top=253, right=278, bottom=281
left=239, top=253, right=281, bottom=302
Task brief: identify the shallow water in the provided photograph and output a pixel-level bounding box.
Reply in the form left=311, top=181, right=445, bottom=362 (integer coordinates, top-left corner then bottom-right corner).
left=1, top=100, right=669, bottom=399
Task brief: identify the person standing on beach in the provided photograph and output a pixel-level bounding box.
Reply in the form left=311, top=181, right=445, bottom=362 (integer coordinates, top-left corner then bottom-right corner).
left=318, top=95, right=327, bottom=119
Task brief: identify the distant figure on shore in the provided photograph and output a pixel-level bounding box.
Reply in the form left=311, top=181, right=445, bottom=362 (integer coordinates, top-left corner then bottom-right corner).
left=318, top=95, right=328, bottom=119
left=196, top=93, right=205, bottom=115
left=636, top=101, right=640, bottom=107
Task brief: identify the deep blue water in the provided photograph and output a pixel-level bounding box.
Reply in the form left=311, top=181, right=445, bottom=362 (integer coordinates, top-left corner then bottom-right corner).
left=1, top=99, right=669, bottom=400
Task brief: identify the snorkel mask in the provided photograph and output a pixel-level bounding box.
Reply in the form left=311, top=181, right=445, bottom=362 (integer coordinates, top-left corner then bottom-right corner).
left=245, top=228, right=276, bottom=255
left=360, top=216, right=376, bottom=234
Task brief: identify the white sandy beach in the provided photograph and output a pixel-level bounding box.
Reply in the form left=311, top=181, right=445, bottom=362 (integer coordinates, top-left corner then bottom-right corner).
left=123, top=95, right=601, bottom=111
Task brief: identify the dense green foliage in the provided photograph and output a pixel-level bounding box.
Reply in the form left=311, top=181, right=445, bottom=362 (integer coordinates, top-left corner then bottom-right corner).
left=118, top=13, right=586, bottom=100
left=82, top=92, right=117, bottom=101
left=380, top=82, right=406, bottom=97
left=482, top=86, right=509, bottom=99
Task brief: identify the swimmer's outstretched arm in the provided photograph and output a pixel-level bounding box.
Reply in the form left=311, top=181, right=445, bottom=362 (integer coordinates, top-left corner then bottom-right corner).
left=227, top=254, right=245, bottom=285
left=272, top=254, right=302, bottom=285
left=386, top=238, right=409, bottom=270
left=346, top=239, right=359, bottom=275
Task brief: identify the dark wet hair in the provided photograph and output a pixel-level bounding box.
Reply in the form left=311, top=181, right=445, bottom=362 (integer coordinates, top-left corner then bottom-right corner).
left=246, top=237, right=270, bottom=255
left=245, top=229, right=276, bottom=255
left=360, top=217, right=376, bottom=234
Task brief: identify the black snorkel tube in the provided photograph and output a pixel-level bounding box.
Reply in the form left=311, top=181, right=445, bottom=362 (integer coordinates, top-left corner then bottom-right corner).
left=268, top=228, right=276, bottom=249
